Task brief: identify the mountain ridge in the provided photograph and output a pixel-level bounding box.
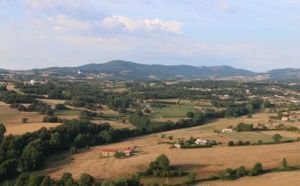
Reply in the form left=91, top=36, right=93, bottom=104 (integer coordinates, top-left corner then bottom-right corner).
left=2, top=60, right=300, bottom=80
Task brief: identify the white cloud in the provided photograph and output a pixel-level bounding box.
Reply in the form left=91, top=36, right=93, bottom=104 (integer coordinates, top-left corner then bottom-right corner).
left=144, top=18, right=182, bottom=34
left=102, top=15, right=143, bottom=31
left=102, top=15, right=182, bottom=34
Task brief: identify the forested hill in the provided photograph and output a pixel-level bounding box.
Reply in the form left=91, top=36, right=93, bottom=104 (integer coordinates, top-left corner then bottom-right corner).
left=2, top=60, right=300, bottom=80
left=41, top=60, right=256, bottom=80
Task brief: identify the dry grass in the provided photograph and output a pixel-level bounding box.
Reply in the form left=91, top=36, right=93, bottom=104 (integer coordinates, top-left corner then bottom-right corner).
left=0, top=102, right=61, bottom=135
left=37, top=99, right=66, bottom=107
left=198, top=171, right=300, bottom=186
left=93, top=120, right=135, bottom=129
left=40, top=120, right=300, bottom=182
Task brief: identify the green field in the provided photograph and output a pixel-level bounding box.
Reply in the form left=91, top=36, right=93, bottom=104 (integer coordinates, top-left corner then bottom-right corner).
left=152, top=105, right=195, bottom=118
left=221, top=132, right=294, bottom=143
left=98, top=113, right=125, bottom=121
left=54, top=110, right=81, bottom=116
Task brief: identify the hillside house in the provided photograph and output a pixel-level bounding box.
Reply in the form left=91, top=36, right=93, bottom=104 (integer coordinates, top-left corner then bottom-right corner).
left=222, top=128, right=233, bottom=132
left=195, top=139, right=208, bottom=145
left=102, top=149, right=117, bottom=157
left=281, top=116, right=289, bottom=122
left=120, top=147, right=134, bottom=156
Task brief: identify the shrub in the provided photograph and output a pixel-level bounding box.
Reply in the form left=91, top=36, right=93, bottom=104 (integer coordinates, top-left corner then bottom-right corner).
left=248, top=162, right=263, bottom=176
left=228, top=141, right=234, bottom=146
left=70, top=146, right=78, bottom=154
left=114, top=151, right=126, bottom=159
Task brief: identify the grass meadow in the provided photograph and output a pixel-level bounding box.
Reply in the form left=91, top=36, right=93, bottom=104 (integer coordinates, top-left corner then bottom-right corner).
left=221, top=132, right=295, bottom=143
left=54, top=110, right=81, bottom=116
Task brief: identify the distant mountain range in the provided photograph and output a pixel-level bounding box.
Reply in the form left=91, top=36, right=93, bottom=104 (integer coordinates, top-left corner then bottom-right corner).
left=2, top=60, right=300, bottom=81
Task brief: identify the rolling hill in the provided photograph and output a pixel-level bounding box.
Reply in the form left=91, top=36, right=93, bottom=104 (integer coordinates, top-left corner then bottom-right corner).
left=2, top=60, right=300, bottom=81
left=41, top=60, right=257, bottom=80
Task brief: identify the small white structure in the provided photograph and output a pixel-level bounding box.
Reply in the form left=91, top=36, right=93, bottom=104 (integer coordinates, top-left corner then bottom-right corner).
left=30, top=80, right=35, bottom=85
left=222, top=128, right=233, bottom=133
left=291, top=100, right=300, bottom=104
left=78, top=70, right=83, bottom=75
left=281, top=116, right=289, bottom=122
left=195, top=139, right=208, bottom=145
left=174, top=144, right=181, bottom=148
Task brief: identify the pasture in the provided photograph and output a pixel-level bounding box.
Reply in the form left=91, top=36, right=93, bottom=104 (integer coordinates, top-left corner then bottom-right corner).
left=54, top=110, right=81, bottom=116
left=221, top=132, right=295, bottom=143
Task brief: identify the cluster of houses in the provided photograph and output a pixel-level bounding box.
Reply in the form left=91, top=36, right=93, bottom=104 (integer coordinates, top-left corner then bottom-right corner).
left=175, top=138, right=211, bottom=148
left=102, top=147, right=134, bottom=157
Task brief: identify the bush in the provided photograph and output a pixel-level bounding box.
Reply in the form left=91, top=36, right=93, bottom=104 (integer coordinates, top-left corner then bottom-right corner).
left=228, top=141, right=234, bottom=146
left=114, top=151, right=126, bottom=159
left=55, top=104, right=68, bottom=110
left=248, top=162, right=263, bottom=176
left=70, top=146, right=78, bottom=154
left=272, top=134, right=282, bottom=143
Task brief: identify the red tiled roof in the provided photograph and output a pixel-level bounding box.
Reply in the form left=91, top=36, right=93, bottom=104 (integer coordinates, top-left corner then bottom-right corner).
left=121, top=147, right=133, bottom=152
left=102, top=149, right=117, bottom=152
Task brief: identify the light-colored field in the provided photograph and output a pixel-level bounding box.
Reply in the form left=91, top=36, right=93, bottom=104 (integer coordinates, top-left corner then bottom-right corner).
left=0, top=102, right=62, bottom=135
left=40, top=121, right=300, bottom=182
left=198, top=171, right=300, bottom=186
left=221, top=132, right=295, bottom=143
left=37, top=99, right=66, bottom=107
left=6, top=123, right=61, bottom=135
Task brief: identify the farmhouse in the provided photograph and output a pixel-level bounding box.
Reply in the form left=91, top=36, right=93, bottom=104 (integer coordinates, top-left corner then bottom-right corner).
left=195, top=139, right=208, bottom=145
left=102, top=147, right=134, bottom=157
left=222, top=128, right=233, bottom=132
left=102, top=149, right=117, bottom=157
left=120, top=147, right=134, bottom=156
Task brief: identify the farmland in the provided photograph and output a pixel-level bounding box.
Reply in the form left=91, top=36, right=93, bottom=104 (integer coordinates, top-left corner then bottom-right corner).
left=38, top=122, right=300, bottom=182
left=221, top=132, right=295, bottom=143
left=1, top=80, right=300, bottom=185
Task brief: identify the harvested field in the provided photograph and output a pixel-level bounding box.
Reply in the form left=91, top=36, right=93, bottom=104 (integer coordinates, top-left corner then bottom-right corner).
left=40, top=123, right=300, bottom=182
left=6, top=123, right=61, bottom=135
left=0, top=102, right=61, bottom=135
left=37, top=99, right=66, bottom=107
left=198, top=171, right=300, bottom=186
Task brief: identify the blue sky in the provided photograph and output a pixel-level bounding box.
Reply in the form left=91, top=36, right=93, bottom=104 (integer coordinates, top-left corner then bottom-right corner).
left=1, top=0, right=300, bottom=72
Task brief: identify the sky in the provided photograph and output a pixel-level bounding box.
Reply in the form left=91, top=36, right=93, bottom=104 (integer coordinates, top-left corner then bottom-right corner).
left=1, top=0, right=300, bottom=72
